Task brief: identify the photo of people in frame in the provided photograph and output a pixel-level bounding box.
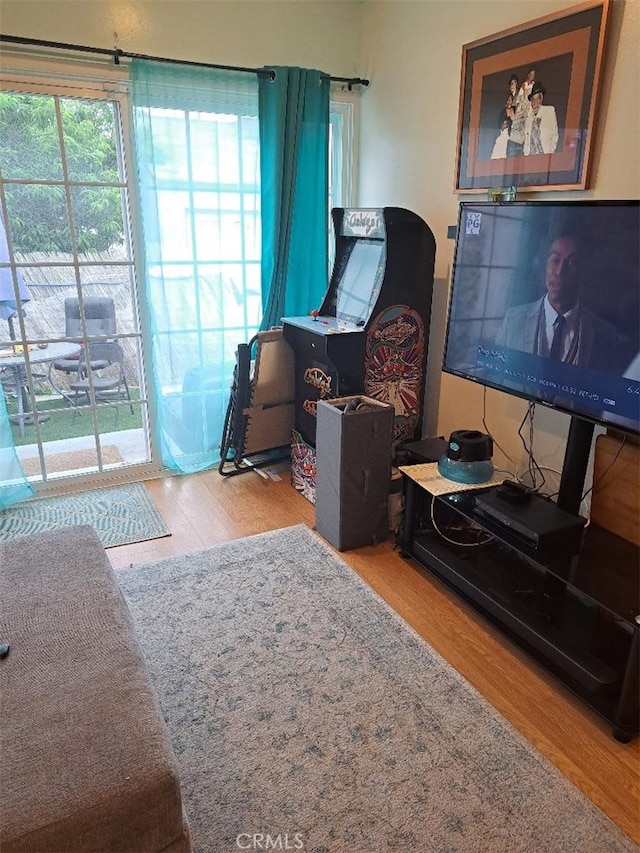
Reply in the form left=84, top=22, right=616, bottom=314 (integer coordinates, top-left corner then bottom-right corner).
left=478, top=54, right=572, bottom=163
left=455, top=1, right=610, bottom=190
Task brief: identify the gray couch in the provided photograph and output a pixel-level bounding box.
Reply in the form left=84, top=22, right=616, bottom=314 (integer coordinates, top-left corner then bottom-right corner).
left=0, top=525, right=191, bottom=852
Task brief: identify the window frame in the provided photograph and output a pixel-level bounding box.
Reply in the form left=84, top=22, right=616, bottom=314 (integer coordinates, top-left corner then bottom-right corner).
left=329, top=91, right=358, bottom=210
left=0, top=58, right=162, bottom=486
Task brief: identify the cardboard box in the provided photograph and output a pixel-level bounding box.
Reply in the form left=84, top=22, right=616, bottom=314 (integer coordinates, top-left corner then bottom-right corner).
left=315, top=396, right=394, bottom=551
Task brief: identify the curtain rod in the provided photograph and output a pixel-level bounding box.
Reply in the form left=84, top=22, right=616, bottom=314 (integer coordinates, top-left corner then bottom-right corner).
left=0, top=33, right=370, bottom=89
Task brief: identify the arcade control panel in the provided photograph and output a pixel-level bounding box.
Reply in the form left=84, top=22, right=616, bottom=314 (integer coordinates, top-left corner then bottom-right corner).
left=282, top=315, right=366, bottom=336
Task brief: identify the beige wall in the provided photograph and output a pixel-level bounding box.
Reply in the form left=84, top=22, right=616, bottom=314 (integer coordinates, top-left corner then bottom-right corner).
left=0, top=1, right=364, bottom=76
left=2, top=0, right=638, bottom=497
left=359, top=0, right=639, bottom=489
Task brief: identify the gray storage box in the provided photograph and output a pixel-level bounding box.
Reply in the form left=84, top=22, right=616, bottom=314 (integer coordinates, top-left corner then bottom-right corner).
left=315, top=396, right=394, bottom=551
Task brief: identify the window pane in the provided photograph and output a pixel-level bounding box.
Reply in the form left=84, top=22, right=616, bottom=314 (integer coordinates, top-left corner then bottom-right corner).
left=60, top=98, right=120, bottom=184
left=78, top=270, right=137, bottom=337
left=148, top=110, right=189, bottom=182
left=191, top=112, right=236, bottom=184
left=70, top=186, right=125, bottom=257
left=239, top=116, right=260, bottom=185
left=155, top=189, right=192, bottom=260
left=193, top=197, right=245, bottom=261
left=12, top=266, right=76, bottom=343
left=5, top=184, right=71, bottom=253
left=244, top=210, right=260, bottom=261
left=0, top=92, right=63, bottom=181
left=148, top=266, right=201, bottom=333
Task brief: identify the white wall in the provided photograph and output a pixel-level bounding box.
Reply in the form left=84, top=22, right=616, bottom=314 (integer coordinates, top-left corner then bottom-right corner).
left=0, top=0, right=364, bottom=76
left=359, top=0, right=639, bottom=489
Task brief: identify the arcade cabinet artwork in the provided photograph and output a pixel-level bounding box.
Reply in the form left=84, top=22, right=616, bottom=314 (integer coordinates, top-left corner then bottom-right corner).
left=282, top=207, right=436, bottom=502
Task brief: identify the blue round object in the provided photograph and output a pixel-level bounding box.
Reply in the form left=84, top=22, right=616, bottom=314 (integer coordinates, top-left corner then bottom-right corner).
left=437, top=454, right=494, bottom=485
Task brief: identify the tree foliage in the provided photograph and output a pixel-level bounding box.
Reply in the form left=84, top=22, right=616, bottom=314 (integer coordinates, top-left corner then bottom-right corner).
left=0, top=93, right=123, bottom=253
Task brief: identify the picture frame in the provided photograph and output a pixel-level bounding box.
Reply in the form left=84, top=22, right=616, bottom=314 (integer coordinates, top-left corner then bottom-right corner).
left=454, top=0, right=611, bottom=192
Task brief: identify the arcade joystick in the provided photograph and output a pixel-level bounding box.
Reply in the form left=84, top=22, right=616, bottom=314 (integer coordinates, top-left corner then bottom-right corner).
left=310, top=310, right=319, bottom=321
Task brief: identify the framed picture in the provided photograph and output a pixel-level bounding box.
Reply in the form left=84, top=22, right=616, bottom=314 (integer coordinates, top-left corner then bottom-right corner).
left=454, top=0, right=611, bottom=192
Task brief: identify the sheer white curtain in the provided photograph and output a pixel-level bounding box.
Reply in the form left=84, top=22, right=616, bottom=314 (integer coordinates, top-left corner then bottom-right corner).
left=131, top=60, right=260, bottom=473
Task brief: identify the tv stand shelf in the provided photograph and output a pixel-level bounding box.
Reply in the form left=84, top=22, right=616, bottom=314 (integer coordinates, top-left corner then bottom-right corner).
left=399, top=476, right=639, bottom=742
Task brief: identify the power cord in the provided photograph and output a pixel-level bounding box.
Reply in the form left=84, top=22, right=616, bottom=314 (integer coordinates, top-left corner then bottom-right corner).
left=517, top=403, right=546, bottom=492
left=482, top=387, right=518, bottom=475
left=342, top=397, right=375, bottom=413
left=581, top=433, right=627, bottom=505
left=541, top=434, right=626, bottom=518
left=429, top=498, right=494, bottom=548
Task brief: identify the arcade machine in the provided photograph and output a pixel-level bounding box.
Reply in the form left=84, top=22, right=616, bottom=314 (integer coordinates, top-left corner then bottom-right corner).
left=282, top=207, right=436, bottom=501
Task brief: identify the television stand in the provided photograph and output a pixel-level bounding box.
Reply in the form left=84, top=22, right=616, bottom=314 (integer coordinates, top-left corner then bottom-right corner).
left=398, top=474, right=639, bottom=742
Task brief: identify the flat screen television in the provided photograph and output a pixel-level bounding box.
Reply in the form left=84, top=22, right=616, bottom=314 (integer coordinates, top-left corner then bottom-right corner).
left=443, top=200, right=640, bottom=436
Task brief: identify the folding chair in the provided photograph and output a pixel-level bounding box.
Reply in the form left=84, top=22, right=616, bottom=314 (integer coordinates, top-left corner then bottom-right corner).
left=68, top=341, right=133, bottom=425
left=219, top=328, right=295, bottom=476
left=49, top=297, right=116, bottom=397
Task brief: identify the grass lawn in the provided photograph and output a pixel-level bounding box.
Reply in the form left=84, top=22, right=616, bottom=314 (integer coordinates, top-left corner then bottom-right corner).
left=6, top=389, right=143, bottom=446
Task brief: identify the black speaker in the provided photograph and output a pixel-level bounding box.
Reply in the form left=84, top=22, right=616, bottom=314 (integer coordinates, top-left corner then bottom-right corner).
left=315, top=396, right=394, bottom=551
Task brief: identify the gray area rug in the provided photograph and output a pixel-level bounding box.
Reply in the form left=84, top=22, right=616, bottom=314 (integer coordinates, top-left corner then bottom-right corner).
left=0, top=482, right=170, bottom=548
left=116, top=524, right=635, bottom=853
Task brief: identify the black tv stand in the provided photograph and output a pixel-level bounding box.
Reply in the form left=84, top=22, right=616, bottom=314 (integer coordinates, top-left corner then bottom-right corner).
left=398, top=476, right=639, bottom=742
left=557, top=417, right=595, bottom=514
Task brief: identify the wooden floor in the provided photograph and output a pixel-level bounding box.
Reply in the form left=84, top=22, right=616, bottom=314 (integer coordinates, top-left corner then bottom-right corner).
left=108, top=465, right=639, bottom=843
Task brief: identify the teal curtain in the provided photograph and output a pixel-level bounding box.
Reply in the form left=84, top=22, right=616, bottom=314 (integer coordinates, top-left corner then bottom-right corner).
left=0, top=209, right=33, bottom=508
left=0, top=391, right=34, bottom=510
left=259, top=67, right=330, bottom=329
left=130, top=60, right=260, bottom=473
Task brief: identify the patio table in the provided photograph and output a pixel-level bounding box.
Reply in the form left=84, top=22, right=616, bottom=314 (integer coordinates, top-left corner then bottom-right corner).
left=0, top=341, right=81, bottom=436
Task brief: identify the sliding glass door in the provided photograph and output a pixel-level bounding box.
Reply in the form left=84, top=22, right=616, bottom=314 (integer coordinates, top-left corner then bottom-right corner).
left=0, top=85, right=151, bottom=486
left=0, top=60, right=357, bottom=492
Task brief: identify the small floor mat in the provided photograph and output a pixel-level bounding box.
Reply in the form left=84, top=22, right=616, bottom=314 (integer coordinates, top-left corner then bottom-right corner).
left=0, top=482, right=170, bottom=548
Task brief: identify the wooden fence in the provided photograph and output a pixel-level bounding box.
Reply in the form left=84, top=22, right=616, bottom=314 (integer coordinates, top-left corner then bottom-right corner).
left=13, top=250, right=140, bottom=387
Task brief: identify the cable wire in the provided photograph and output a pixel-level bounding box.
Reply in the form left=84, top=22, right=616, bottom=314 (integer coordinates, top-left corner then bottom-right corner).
left=517, top=403, right=546, bottom=492
left=581, top=434, right=627, bottom=504
left=482, top=387, right=518, bottom=473
left=429, top=498, right=493, bottom=548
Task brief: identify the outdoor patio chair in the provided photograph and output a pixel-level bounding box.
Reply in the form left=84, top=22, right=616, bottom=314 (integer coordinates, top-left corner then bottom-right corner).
left=49, top=297, right=116, bottom=395
left=68, top=341, right=133, bottom=425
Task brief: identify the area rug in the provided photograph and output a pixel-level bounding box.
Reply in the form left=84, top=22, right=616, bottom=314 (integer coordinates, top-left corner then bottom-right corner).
left=0, top=482, right=170, bottom=548
left=116, top=524, right=635, bottom=853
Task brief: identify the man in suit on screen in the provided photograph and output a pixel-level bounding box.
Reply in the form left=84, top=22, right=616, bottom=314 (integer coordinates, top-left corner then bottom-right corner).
left=495, top=233, right=624, bottom=374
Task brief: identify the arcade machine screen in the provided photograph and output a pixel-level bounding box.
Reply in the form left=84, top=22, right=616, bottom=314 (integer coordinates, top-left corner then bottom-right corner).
left=336, top=240, right=385, bottom=325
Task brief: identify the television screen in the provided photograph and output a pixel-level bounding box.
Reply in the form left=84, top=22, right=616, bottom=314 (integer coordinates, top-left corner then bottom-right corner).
left=443, top=201, right=640, bottom=434
left=336, top=239, right=385, bottom=325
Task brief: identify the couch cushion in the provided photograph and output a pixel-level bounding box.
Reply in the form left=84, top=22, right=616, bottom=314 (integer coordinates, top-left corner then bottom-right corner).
left=0, top=525, right=189, bottom=852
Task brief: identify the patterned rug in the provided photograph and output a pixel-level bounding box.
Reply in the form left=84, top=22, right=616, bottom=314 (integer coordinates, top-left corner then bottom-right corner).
left=116, top=524, right=635, bottom=853
left=0, top=482, right=170, bottom=548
